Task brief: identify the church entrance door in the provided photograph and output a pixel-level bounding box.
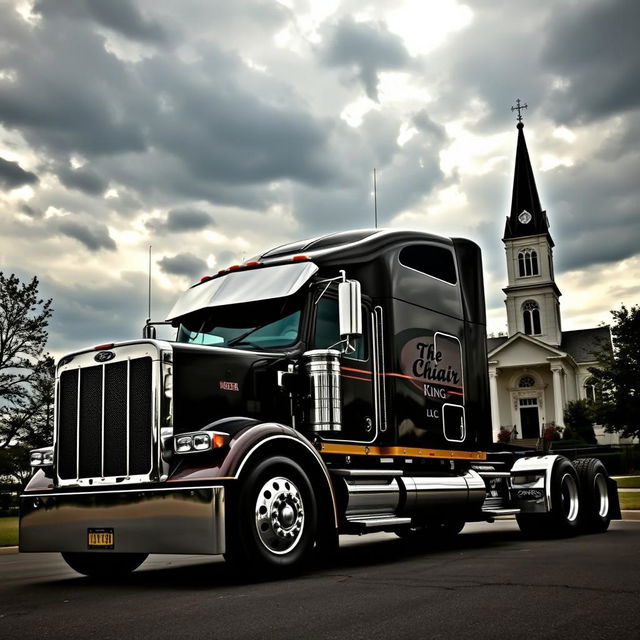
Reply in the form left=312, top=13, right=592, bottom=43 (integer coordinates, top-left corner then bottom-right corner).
left=519, top=398, right=540, bottom=439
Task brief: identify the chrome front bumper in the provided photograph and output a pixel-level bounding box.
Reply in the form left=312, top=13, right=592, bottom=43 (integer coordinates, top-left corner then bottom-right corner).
left=19, top=485, right=225, bottom=555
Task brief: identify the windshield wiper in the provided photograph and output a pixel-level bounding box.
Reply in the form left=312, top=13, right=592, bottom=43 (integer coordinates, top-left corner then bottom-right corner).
left=226, top=322, right=271, bottom=347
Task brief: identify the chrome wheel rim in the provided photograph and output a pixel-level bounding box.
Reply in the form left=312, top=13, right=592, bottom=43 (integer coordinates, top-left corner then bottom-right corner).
left=560, top=473, right=580, bottom=522
left=594, top=472, right=609, bottom=518
left=255, top=476, right=304, bottom=555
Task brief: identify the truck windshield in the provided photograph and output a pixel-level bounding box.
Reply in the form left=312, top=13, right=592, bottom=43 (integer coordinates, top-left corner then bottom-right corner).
left=176, top=306, right=302, bottom=350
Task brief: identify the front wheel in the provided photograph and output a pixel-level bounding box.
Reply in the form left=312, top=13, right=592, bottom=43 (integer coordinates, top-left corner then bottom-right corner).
left=225, top=456, right=318, bottom=574
left=62, top=552, right=147, bottom=578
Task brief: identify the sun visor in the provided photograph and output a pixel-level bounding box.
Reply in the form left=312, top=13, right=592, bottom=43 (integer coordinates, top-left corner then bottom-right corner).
left=166, top=261, right=319, bottom=321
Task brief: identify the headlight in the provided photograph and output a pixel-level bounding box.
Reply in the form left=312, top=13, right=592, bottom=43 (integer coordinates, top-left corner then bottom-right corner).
left=173, top=431, right=228, bottom=454
left=30, top=447, right=54, bottom=468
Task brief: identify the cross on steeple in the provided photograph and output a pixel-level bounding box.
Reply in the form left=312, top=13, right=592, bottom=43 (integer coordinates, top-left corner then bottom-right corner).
left=511, top=98, right=528, bottom=123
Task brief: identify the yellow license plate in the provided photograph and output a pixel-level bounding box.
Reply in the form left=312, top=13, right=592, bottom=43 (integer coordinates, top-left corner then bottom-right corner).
left=87, top=528, right=114, bottom=549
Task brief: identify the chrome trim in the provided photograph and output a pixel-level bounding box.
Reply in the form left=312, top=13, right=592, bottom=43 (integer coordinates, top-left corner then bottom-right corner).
left=434, top=331, right=466, bottom=444
left=347, top=515, right=412, bottom=527
left=55, top=341, right=174, bottom=488
left=375, top=306, right=388, bottom=432
left=126, top=357, right=131, bottom=478
left=510, top=454, right=559, bottom=512
left=331, top=469, right=403, bottom=477
left=371, top=310, right=380, bottom=436
left=20, top=486, right=225, bottom=555
left=442, top=402, right=466, bottom=443
left=75, top=366, right=81, bottom=482
left=23, top=484, right=233, bottom=497
left=303, top=349, right=342, bottom=432
left=100, top=363, right=105, bottom=478
left=344, top=476, right=401, bottom=517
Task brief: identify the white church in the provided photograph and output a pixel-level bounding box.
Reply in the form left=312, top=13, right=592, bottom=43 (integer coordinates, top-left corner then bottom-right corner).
left=486, top=116, right=612, bottom=444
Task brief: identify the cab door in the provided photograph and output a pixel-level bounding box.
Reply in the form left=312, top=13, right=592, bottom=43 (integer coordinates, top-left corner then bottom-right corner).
left=312, top=294, right=377, bottom=443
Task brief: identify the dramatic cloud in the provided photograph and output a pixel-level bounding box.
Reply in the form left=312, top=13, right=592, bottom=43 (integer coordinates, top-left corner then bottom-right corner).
left=34, top=0, right=170, bottom=44
left=0, top=156, right=38, bottom=189
left=56, top=164, right=108, bottom=196
left=55, top=218, right=117, bottom=252
left=0, top=0, right=638, bottom=355
left=158, top=252, right=208, bottom=281
left=147, top=207, right=215, bottom=234
left=320, top=17, right=413, bottom=100
left=542, top=0, right=640, bottom=123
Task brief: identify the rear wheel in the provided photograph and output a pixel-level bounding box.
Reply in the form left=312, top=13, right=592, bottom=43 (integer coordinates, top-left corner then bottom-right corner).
left=62, top=552, right=147, bottom=578
left=225, top=456, right=318, bottom=574
left=573, top=458, right=611, bottom=533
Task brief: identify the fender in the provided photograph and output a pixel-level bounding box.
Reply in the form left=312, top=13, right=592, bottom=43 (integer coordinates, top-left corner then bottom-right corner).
left=168, top=417, right=339, bottom=528
left=510, top=454, right=560, bottom=513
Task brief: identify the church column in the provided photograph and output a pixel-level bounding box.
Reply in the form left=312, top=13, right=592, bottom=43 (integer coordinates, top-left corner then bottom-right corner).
left=550, top=363, right=565, bottom=427
left=488, top=363, right=501, bottom=442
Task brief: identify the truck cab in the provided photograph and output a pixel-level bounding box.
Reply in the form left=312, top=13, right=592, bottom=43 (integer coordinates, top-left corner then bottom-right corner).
left=20, top=229, right=620, bottom=576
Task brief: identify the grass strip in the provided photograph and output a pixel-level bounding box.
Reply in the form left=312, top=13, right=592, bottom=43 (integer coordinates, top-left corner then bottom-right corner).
left=618, top=492, right=640, bottom=510
left=0, top=517, right=18, bottom=547
left=613, top=476, right=640, bottom=489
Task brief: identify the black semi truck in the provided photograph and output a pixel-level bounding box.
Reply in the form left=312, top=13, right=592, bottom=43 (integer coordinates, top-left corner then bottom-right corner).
left=21, top=229, right=620, bottom=576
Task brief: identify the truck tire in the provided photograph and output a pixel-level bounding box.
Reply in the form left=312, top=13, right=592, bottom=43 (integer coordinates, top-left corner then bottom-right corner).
left=572, top=458, right=611, bottom=533
left=61, top=552, right=148, bottom=578
left=225, top=456, right=318, bottom=573
left=516, top=457, right=581, bottom=538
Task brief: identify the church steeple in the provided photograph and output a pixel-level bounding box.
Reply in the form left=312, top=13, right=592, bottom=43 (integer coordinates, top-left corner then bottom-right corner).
left=502, top=101, right=562, bottom=346
left=503, top=103, right=553, bottom=246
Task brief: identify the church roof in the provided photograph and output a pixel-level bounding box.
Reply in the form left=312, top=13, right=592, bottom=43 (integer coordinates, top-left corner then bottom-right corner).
left=503, top=123, right=554, bottom=246
left=487, top=336, right=508, bottom=352
left=487, top=327, right=612, bottom=364
left=560, top=327, right=612, bottom=363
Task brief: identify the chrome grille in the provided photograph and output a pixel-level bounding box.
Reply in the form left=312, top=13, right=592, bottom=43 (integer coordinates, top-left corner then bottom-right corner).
left=57, top=357, right=153, bottom=482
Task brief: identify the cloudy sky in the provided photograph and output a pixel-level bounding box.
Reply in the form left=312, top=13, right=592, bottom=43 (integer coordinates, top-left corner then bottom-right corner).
left=1, top=0, right=639, bottom=357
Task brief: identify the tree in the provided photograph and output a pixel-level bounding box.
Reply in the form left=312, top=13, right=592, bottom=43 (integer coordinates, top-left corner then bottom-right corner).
left=563, top=400, right=597, bottom=445
left=589, top=304, right=640, bottom=439
left=0, top=273, right=54, bottom=450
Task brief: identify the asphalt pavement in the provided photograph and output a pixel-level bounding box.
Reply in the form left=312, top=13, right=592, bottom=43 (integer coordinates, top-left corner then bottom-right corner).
left=1, top=520, right=639, bottom=640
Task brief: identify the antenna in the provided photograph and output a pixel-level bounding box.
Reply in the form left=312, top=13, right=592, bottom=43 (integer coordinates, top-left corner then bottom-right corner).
left=147, top=245, right=152, bottom=322
left=142, top=245, right=157, bottom=339
left=373, top=168, right=378, bottom=229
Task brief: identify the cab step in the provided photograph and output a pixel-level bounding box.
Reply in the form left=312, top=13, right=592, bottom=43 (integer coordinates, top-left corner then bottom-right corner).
left=345, top=515, right=412, bottom=533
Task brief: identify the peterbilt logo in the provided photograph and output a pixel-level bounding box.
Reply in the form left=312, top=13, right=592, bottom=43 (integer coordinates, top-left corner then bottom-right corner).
left=515, top=488, right=544, bottom=500
left=94, top=351, right=116, bottom=363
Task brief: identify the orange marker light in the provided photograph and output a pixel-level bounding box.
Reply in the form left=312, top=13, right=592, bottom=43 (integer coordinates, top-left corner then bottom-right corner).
left=213, top=434, right=228, bottom=449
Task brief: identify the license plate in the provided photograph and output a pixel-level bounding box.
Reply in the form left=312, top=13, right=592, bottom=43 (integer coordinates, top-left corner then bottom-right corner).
left=87, top=528, right=114, bottom=549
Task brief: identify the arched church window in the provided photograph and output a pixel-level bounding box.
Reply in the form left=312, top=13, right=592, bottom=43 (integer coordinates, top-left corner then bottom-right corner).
left=518, top=249, right=539, bottom=277
left=522, top=300, right=542, bottom=335
left=519, top=375, right=536, bottom=388
left=584, top=376, right=599, bottom=403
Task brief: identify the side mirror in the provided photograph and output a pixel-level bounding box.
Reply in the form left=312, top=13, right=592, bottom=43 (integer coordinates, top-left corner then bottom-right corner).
left=338, top=279, right=362, bottom=341
left=142, top=321, right=157, bottom=339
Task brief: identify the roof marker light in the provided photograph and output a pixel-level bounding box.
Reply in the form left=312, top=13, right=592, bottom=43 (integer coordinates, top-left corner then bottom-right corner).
left=228, top=265, right=241, bottom=271
left=200, top=275, right=213, bottom=283
left=292, top=255, right=310, bottom=262
left=244, top=261, right=263, bottom=267
left=94, top=343, right=115, bottom=350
